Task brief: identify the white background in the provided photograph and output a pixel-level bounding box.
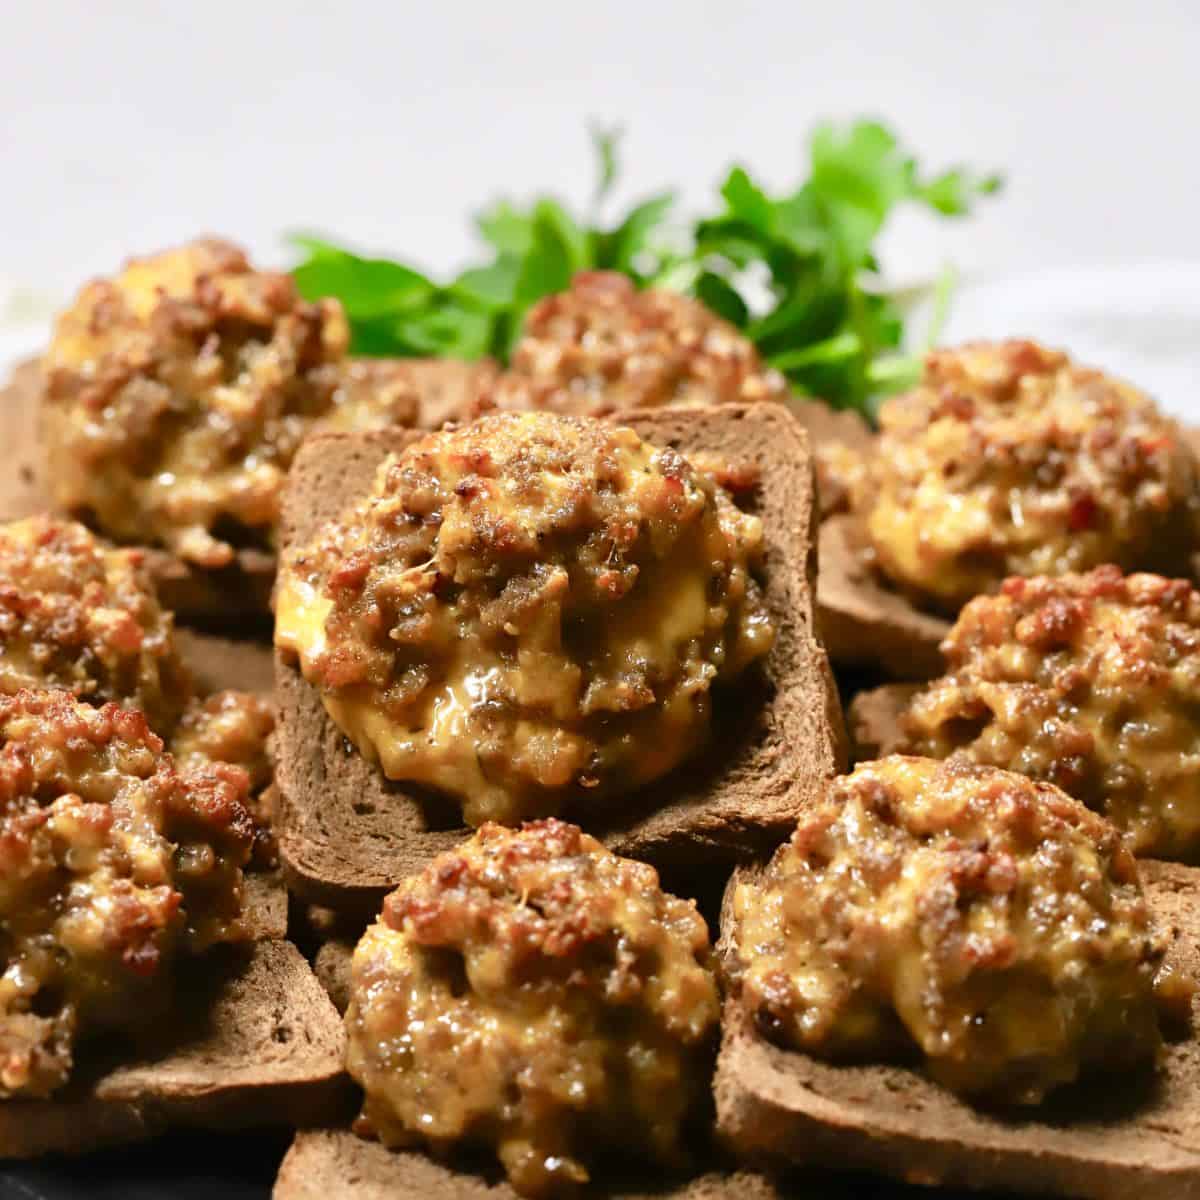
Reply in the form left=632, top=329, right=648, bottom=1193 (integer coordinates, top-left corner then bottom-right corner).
left=2, top=1, right=1199, bottom=404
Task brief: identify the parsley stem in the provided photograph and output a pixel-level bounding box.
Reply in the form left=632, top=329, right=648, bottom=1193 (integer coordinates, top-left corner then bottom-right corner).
left=921, top=263, right=958, bottom=351
left=769, top=331, right=861, bottom=372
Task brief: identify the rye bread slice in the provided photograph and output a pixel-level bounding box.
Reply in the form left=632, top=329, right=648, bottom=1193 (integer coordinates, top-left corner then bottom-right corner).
left=816, top=515, right=950, bottom=681
left=714, top=859, right=1200, bottom=1199
left=241, top=870, right=289, bottom=941
left=175, top=629, right=275, bottom=697
left=786, top=398, right=873, bottom=458
left=847, top=682, right=920, bottom=762
left=0, top=939, right=349, bottom=1159
left=311, top=937, right=356, bottom=1015
left=272, top=403, right=846, bottom=913
left=394, top=356, right=499, bottom=430
left=0, top=359, right=275, bottom=627
left=771, top=397, right=949, bottom=681
left=273, top=1129, right=788, bottom=1200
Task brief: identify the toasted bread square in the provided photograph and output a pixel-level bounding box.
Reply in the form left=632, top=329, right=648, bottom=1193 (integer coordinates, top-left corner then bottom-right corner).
left=0, top=940, right=349, bottom=1159
left=714, top=860, right=1200, bottom=1199
left=272, top=404, right=845, bottom=914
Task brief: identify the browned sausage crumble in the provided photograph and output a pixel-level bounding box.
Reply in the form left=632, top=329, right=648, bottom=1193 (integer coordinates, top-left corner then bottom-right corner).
left=0, top=690, right=253, bottom=1099
left=478, top=272, right=787, bottom=417
left=41, top=238, right=349, bottom=568
left=0, top=516, right=192, bottom=733
left=814, top=440, right=869, bottom=518
left=170, top=689, right=277, bottom=866
left=275, top=410, right=774, bottom=826
left=860, top=340, right=1200, bottom=611
left=315, top=359, right=421, bottom=434
left=0, top=516, right=276, bottom=857
left=729, top=755, right=1174, bottom=1106
left=345, top=820, right=720, bottom=1198
left=900, top=567, right=1200, bottom=859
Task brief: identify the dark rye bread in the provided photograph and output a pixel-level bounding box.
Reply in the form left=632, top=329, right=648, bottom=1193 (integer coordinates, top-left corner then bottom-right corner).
left=714, top=859, right=1200, bottom=1199
left=273, top=1130, right=788, bottom=1200
left=273, top=403, right=846, bottom=913
left=786, top=398, right=872, bottom=457
left=0, top=939, right=349, bottom=1159
left=241, top=870, right=289, bottom=941
left=0, top=358, right=274, bottom=627
left=312, top=937, right=356, bottom=1015
left=846, top=682, right=920, bottom=762
left=777, top=396, right=950, bottom=681
left=397, top=356, right=499, bottom=430
left=816, top=515, right=950, bottom=680
left=175, top=629, right=275, bottom=697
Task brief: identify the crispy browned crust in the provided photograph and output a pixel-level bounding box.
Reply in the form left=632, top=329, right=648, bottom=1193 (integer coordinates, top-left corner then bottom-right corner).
left=273, top=404, right=846, bottom=914
left=273, top=1129, right=788, bottom=1200
left=847, top=683, right=920, bottom=763
left=816, top=515, right=950, bottom=680
left=714, top=859, right=1200, bottom=1199
left=0, top=359, right=275, bottom=627
left=0, top=940, right=350, bottom=1159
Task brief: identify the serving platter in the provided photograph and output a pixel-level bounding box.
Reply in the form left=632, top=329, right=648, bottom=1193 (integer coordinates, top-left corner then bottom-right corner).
left=0, top=263, right=1194, bottom=1200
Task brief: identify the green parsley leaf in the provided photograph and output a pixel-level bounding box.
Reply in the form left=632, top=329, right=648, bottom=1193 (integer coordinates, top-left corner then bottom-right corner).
left=290, top=237, right=433, bottom=320
left=288, top=118, right=1002, bottom=418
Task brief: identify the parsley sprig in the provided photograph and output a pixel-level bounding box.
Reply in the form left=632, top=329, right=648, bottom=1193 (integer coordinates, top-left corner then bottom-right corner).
left=291, top=120, right=1000, bottom=416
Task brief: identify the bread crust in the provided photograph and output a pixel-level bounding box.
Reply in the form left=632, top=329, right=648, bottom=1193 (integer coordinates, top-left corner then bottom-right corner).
left=271, top=404, right=845, bottom=914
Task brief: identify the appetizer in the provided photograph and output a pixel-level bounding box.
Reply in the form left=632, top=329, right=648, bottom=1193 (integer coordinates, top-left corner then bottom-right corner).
left=817, top=340, right=1200, bottom=674
left=0, top=689, right=253, bottom=1098
left=0, top=515, right=276, bottom=852
left=271, top=403, right=843, bottom=910
left=895, top=566, right=1200, bottom=859
left=727, top=755, right=1174, bottom=1104
left=276, top=410, right=775, bottom=825
left=39, top=238, right=349, bottom=570
left=344, top=820, right=719, bottom=1197
left=716, top=757, right=1200, bottom=1199
left=480, top=272, right=788, bottom=416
